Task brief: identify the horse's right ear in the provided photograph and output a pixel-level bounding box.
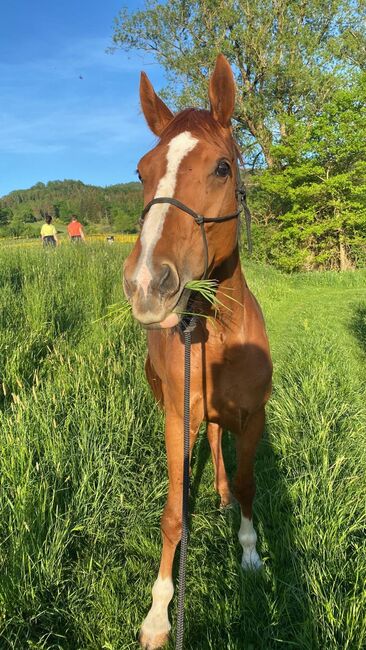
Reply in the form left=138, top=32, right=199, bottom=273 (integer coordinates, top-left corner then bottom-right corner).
left=140, top=72, right=174, bottom=136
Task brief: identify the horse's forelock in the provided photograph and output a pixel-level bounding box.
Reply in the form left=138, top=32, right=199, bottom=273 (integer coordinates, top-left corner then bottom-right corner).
left=160, top=108, right=233, bottom=153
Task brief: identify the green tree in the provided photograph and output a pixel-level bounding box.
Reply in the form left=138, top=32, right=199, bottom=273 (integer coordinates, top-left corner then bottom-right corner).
left=0, top=206, right=11, bottom=225
left=0, top=180, right=143, bottom=232
left=252, top=74, right=366, bottom=270
left=111, top=207, right=139, bottom=232
left=20, top=208, right=36, bottom=223
left=112, top=0, right=364, bottom=166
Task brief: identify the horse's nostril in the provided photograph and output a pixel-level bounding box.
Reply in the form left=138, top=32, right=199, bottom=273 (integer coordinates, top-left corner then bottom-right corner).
left=123, top=274, right=136, bottom=300
left=158, top=264, right=179, bottom=295
left=159, top=266, right=171, bottom=288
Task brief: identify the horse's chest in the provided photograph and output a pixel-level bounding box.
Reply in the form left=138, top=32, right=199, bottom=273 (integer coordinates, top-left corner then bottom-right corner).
left=204, top=351, right=249, bottom=422
left=147, top=327, right=271, bottom=429
left=200, top=337, right=271, bottom=424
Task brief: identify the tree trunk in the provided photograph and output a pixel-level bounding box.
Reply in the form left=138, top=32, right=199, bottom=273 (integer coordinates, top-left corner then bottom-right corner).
left=263, top=149, right=275, bottom=168
left=339, top=239, right=354, bottom=271
left=236, top=113, right=275, bottom=168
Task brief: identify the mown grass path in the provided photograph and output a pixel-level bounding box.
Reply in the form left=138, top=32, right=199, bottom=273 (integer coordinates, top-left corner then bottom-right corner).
left=0, top=245, right=364, bottom=649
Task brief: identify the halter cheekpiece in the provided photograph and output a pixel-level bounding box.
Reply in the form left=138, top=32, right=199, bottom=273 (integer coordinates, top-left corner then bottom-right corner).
left=139, top=159, right=252, bottom=278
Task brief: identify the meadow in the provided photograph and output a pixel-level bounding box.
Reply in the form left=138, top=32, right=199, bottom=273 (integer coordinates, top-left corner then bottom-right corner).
left=0, top=242, right=365, bottom=649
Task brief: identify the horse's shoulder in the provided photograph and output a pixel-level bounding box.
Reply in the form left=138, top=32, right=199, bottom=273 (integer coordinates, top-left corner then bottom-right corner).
left=145, top=355, right=164, bottom=406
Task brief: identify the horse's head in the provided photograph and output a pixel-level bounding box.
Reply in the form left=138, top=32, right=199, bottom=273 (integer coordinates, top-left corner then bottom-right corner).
left=124, top=54, right=239, bottom=328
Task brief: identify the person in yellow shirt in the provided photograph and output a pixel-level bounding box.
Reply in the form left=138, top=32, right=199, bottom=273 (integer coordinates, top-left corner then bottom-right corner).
left=40, top=215, right=58, bottom=247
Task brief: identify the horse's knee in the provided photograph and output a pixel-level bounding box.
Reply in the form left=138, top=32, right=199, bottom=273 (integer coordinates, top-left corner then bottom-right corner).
left=161, top=505, right=182, bottom=545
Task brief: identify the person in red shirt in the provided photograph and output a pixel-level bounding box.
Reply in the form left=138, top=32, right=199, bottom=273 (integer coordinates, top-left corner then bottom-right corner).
left=67, top=215, right=85, bottom=242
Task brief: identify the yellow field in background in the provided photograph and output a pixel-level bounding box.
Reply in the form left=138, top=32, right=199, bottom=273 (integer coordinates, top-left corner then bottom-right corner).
left=0, top=233, right=138, bottom=248
left=88, top=234, right=137, bottom=243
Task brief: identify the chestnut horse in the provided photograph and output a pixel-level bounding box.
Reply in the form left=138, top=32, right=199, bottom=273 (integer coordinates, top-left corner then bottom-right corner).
left=123, top=54, right=272, bottom=649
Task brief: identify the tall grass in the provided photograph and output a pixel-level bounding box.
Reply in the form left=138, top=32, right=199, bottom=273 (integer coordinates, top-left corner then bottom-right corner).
left=0, top=243, right=364, bottom=649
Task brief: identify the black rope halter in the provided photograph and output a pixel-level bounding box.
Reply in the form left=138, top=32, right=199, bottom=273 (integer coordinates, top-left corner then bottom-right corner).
left=139, top=159, right=252, bottom=279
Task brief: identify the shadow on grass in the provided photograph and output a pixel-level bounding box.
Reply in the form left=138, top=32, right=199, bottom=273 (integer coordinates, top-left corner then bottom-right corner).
left=171, top=332, right=318, bottom=649
left=349, top=303, right=366, bottom=357
left=181, top=423, right=316, bottom=649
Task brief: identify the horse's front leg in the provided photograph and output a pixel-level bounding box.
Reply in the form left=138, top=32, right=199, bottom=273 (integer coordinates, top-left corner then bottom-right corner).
left=139, top=405, right=201, bottom=649
left=234, top=407, right=265, bottom=571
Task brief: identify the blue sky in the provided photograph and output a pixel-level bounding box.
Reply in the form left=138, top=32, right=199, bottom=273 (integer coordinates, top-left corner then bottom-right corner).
left=0, top=0, right=166, bottom=197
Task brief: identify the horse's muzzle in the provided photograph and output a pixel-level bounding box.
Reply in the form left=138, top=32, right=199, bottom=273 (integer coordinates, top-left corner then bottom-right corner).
left=123, top=260, right=183, bottom=327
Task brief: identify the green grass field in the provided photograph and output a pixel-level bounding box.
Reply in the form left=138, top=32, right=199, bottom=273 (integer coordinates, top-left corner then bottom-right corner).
left=0, top=244, right=365, bottom=649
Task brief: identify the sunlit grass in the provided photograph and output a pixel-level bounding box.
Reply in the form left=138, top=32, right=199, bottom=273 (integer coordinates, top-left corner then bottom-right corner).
left=0, top=243, right=364, bottom=649
left=93, top=300, right=132, bottom=329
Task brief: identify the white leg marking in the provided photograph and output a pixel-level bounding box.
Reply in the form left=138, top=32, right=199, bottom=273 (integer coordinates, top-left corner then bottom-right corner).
left=238, top=515, right=262, bottom=570
left=135, top=131, right=198, bottom=292
left=140, top=575, right=174, bottom=648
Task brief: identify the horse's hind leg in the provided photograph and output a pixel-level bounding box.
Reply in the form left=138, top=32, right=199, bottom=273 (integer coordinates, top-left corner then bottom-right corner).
left=139, top=408, right=201, bottom=649
left=206, top=423, right=232, bottom=507
left=233, top=407, right=265, bottom=570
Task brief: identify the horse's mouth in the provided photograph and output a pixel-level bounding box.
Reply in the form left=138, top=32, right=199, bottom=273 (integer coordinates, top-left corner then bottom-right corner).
left=140, top=286, right=193, bottom=330
left=143, top=313, right=180, bottom=330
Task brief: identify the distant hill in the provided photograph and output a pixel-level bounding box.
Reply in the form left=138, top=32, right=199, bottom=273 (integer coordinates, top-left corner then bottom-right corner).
left=0, top=179, right=143, bottom=236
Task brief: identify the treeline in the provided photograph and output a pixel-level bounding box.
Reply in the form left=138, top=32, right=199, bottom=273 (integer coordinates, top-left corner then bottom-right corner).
left=113, top=0, right=366, bottom=271
left=0, top=180, right=143, bottom=237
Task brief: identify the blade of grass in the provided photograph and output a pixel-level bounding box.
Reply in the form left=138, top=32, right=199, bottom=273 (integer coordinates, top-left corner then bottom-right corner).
left=185, top=279, right=243, bottom=313
left=93, top=300, right=132, bottom=325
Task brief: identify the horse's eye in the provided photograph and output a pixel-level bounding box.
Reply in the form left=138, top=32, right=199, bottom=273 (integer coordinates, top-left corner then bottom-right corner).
left=215, top=161, right=231, bottom=178
left=137, top=170, right=143, bottom=183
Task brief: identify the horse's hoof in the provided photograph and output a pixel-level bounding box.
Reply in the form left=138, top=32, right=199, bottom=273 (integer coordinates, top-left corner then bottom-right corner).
left=219, top=490, right=234, bottom=509
left=139, top=622, right=170, bottom=649
left=241, top=549, right=262, bottom=571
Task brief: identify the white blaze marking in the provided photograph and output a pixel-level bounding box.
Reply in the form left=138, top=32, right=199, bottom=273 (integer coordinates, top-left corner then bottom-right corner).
left=140, top=575, right=174, bottom=641
left=238, top=515, right=262, bottom=570
left=136, top=131, right=198, bottom=294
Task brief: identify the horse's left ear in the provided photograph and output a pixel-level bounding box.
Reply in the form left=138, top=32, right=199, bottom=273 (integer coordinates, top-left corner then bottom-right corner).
left=209, top=54, right=235, bottom=128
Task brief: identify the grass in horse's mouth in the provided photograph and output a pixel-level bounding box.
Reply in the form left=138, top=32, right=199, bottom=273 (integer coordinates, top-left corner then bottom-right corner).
left=181, top=279, right=242, bottom=320
left=94, top=279, right=240, bottom=329
left=185, top=279, right=220, bottom=309
left=177, top=279, right=221, bottom=328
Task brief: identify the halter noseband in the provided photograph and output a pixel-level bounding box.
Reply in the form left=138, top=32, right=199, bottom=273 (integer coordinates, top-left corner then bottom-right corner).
left=139, top=160, right=252, bottom=279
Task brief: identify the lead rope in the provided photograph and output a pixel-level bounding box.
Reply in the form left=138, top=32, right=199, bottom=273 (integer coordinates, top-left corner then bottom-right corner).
left=174, top=178, right=252, bottom=650
left=173, top=159, right=252, bottom=649
left=175, top=318, right=196, bottom=650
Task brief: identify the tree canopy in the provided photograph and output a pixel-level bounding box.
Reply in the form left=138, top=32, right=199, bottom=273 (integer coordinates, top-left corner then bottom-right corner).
left=251, top=74, right=366, bottom=269
left=113, top=0, right=365, bottom=165
left=112, top=0, right=366, bottom=269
